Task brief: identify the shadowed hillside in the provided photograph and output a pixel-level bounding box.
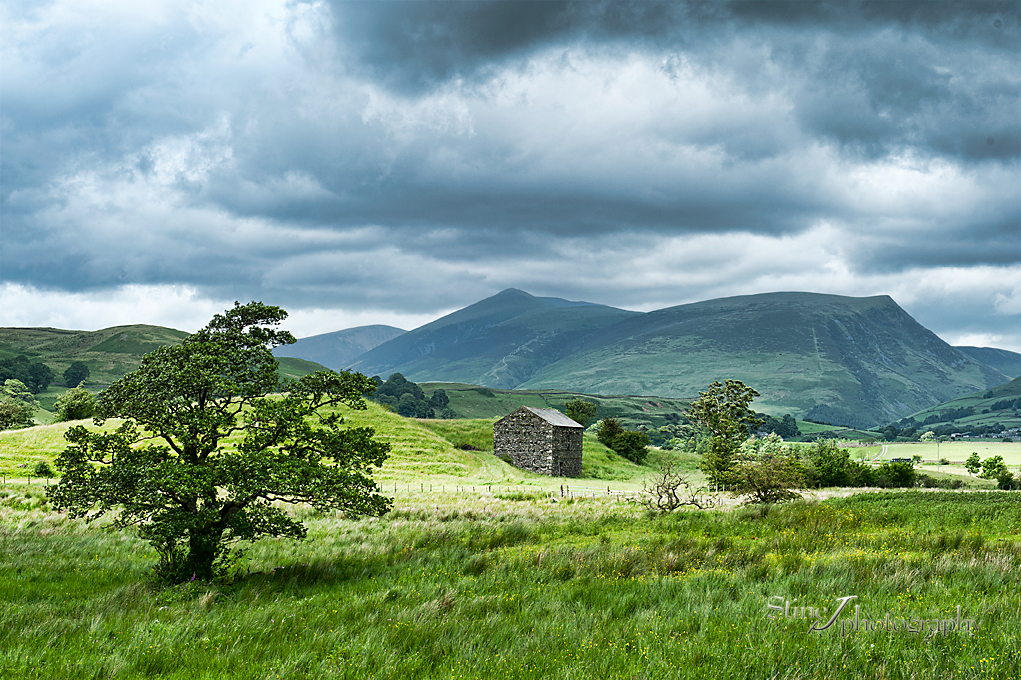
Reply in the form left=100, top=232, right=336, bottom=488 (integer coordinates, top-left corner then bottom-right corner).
left=521, top=292, right=1007, bottom=428
left=347, top=289, right=639, bottom=388
left=337, top=290, right=1011, bottom=428
left=274, top=324, right=406, bottom=370
left=955, top=346, right=1021, bottom=379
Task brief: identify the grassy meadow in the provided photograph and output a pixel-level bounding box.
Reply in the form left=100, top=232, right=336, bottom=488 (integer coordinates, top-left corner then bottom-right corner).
left=846, top=442, right=1021, bottom=469
left=2, top=405, right=1020, bottom=678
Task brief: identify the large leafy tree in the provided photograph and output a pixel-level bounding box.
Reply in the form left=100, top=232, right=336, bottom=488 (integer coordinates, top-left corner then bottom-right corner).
left=48, top=302, right=392, bottom=582
left=686, top=380, right=763, bottom=486
left=0, top=379, right=38, bottom=430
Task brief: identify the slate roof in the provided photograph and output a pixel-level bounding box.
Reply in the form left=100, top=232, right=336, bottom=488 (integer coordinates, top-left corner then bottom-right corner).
left=523, top=407, right=583, bottom=428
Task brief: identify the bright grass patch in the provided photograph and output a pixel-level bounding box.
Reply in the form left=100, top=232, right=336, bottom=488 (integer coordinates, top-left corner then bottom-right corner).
left=1, top=487, right=1019, bottom=679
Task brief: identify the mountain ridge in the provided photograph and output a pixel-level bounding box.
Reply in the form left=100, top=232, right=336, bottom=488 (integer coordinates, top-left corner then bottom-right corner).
left=346, top=289, right=1010, bottom=428
left=273, top=324, right=406, bottom=370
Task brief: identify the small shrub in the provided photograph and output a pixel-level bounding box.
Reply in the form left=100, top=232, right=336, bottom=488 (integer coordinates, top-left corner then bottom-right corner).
left=876, top=460, right=916, bottom=488
left=642, top=462, right=720, bottom=513
left=33, top=461, right=54, bottom=478
left=995, top=471, right=1017, bottom=491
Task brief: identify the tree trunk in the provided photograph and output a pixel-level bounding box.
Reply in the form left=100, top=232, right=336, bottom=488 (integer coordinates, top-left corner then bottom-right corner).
left=184, top=528, right=223, bottom=580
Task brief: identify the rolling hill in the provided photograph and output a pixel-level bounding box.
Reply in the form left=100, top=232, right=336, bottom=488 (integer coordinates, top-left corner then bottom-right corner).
left=0, top=325, right=191, bottom=388
left=895, top=375, right=1021, bottom=434
left=521, top=292, right=1007, bottom=428
left=273, top=324, right=406, bottom=370
left=346, top=290, right=1010, bottom=429
left=0, top=324, right=329, bottom=419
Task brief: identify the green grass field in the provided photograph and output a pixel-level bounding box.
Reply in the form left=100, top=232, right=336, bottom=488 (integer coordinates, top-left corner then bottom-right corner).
left=1, top=486, right=1018, bottom=679
left=2, top=405, right=1020, bottom=678
left=848, top=441, right=1021, bottom=468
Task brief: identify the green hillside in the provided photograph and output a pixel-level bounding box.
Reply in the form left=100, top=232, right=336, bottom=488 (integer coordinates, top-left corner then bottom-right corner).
left=1, top=326, right=330, bottom=421
left=422, top=382, right=691, bottom=435
left=955, top=346, right=1021, bottom=379
left=0, top=401, right=659, bottom=487
left=348, top=289, right=639, bottom=388
left=276, top=357, right=332, bottom=382
left=895, top=375, right=1021, bottom=435
left=0, top=325, right=190, bottom=388
left=519, top=292, right=1006, bottom=429
left=342, top=290, right=1008, bottom=430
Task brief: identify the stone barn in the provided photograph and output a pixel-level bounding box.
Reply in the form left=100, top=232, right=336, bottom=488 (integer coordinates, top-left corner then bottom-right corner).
left=493, top=407, right=583, bottom=477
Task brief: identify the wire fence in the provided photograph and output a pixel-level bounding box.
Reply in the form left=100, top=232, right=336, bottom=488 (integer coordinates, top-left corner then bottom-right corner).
left=384, top=482, right=646, bottom=499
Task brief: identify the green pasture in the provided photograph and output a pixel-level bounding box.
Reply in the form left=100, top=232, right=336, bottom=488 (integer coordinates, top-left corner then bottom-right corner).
left=850, top=441, right=1021, bottom=469
left=1, top=487, right=1019, bottom=679
left=904, top=377, right=1021, bottom=431
left=0, top=403, right=663, bottom=490
left=3, top=403, right=1021, bottom=677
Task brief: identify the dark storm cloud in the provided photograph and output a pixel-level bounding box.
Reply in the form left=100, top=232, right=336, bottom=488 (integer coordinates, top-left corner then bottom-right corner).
left=332, top=0, right=1020, bottom=162
left=0, top=0, right=1018, bottom=348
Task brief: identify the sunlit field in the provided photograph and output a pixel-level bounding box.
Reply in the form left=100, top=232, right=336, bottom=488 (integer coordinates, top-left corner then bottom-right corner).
left=2, top=405, right=1020, bottom=678
left=846, top=441, right=1021, bottom=470
left=1, top=485, right=1019, bottom=679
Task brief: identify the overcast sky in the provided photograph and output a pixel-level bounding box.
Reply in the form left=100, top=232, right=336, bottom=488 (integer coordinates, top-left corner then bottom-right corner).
left=2, top=0, right=1019, bottom=351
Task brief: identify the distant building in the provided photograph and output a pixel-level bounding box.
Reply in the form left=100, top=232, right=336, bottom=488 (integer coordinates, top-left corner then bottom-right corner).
left=493, top=407, right=583, bottom=477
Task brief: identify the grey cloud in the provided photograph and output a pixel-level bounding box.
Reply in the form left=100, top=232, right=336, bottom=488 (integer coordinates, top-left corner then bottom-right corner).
left=0, top=0, right=1018, bottom=349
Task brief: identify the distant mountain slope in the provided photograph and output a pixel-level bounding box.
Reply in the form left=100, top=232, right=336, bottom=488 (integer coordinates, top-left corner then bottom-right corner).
left=0, top=325, right=190, bottom=387
left=0, top=324, right=329, bottom=390
left=274, top=324, right=406, bottom=370
left=897, top=375, right=1021, bottom=433
left=955, top=346, right=1021, bottom=379
left=347, top=289, right=640, bottom=388
left=518, top=292, right=1008, bottom=429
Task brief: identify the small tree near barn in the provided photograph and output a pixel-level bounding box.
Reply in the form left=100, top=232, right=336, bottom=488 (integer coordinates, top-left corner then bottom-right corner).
left=564, top=399, right=598, bottom=427
left=48, top=302, right=392, bottom=582
left=686, top=380, right=763, bottom=486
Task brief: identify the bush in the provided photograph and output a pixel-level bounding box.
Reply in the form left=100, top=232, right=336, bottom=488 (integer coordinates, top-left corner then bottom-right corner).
left=0, top=397, right=35, bottom=430
left=803, top=440, right=876, bottom=487
left=373, top=373, right=434, bottom=418
left=55, top=387, right=96, bottom=421
left=980, top=456, right=1009, bottom=480
left=63, top=361, right=90, bottom=388
left=730, top=452, right=804, bottom=504
left=610, top=430, right=650, bottom=464
left=564, top=399, right=598, bottom=427
left=804, top=440, right=852, bottom=487
left=33, top=461, right=54, bottom=478
left=875, top=460, right=916, bottom=488
left=595, top=418, right=625, bottom=448
left=916, top=474, right=965, bottom=490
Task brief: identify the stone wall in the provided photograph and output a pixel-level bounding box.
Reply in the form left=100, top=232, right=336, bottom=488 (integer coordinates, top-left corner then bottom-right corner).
left=494, top=409, right=554, bottom=475
left=551, top=425, right=583, bottom=477
left=493, top=408, right=582, bottom=477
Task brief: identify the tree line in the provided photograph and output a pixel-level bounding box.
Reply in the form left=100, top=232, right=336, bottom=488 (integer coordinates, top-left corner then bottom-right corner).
left=368, top=373, right=455, bottom=419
